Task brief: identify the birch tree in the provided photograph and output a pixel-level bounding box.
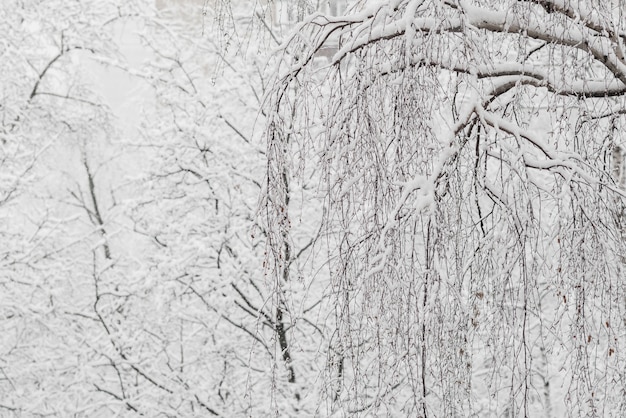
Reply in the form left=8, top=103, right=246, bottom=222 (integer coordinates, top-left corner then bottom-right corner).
left=266, top=0, right=626, bottom=415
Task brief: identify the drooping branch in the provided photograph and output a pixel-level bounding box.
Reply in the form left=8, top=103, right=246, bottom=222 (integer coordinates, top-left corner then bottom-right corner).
left=297, top=1, right=626, bottom=93
left=377, top=58, right=626, bottom=98
left=260, top=1, right=626, bottom=417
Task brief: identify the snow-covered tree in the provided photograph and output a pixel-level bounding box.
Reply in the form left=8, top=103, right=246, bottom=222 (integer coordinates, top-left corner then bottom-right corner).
left=2, top=0, right=331, bottom=416
left=0, top=1, right=142, bottom=415
left=123, top=2, right=337, bottom=414
left=265, top=0, right=626, bottom=415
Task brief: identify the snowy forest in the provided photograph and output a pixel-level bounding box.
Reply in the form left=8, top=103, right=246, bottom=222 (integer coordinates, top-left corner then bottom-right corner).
left=3, top=0, right=626, bottom=416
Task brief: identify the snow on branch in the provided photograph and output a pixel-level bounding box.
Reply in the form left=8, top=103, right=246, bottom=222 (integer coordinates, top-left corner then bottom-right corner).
left=291, top=0, right=626, bottom=92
